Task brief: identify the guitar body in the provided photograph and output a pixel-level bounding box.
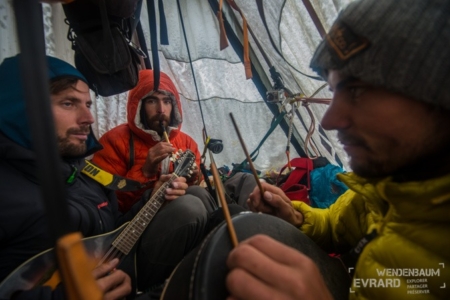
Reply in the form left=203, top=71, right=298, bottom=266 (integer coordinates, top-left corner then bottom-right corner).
left=0, top=223, right=135, bottom=299
left=0, top=150, right=196, bottom=299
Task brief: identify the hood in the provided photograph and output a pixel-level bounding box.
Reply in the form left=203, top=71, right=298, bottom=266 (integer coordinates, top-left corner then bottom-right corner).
left=0, top=54, right=100, bottom=155
left=127, top=69, right=183, bottom=143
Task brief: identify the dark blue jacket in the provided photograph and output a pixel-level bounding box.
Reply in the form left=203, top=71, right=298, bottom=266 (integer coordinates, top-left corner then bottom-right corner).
left=0, top=55, right=146, bottom=299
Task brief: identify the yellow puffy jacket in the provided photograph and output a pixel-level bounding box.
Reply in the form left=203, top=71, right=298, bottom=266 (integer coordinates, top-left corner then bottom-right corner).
left=292, top=172, right=450, bottom=299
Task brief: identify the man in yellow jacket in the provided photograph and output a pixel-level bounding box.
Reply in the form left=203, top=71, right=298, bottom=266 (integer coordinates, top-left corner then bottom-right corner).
left=226, top=0, right=450, bottom=299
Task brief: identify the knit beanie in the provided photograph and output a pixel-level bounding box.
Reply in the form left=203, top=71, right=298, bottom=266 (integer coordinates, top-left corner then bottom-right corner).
left=310, top=0, right=450, bottom=110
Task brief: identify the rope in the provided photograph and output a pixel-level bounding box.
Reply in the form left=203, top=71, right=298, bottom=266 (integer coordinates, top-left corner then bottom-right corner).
left=177, top=0, right=223, bottom=155
left=286, top=111, right=294, bottom=171
left=176, top=0, right=208, bottom=137
left=302, top=102, right=320, bottom=159
left=255, top=0, right=322, bottom=81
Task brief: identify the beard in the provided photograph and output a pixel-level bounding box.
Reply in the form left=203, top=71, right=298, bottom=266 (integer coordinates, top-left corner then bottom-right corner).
left=146, top=114, right=170, bottom=134
left=338, top=131, right=391, bottom=179
left=58, top=126, right=90, bottom=157
left=340, top=125, right=450, bottom=181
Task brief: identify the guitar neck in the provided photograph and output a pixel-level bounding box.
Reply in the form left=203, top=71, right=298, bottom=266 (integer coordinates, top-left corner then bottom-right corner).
left=111, top=174, right=178, bottom=254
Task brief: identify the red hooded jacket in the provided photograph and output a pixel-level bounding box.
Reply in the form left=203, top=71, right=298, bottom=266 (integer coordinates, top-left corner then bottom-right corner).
left=92, top=70, right=201, bottom=212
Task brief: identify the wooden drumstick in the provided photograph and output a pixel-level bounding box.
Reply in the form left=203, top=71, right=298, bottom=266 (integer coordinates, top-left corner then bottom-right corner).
left=210, top=155, right=239, bottom=247
left=229, top=113, right=265, bottom=199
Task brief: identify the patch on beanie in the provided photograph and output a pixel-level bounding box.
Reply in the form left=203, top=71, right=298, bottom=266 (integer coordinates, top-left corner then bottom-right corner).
left=326, top=21, right=370, bottom=61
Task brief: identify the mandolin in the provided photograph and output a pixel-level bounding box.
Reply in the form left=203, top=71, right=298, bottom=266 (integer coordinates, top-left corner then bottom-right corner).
left=0, top=149, right=196, bottom=299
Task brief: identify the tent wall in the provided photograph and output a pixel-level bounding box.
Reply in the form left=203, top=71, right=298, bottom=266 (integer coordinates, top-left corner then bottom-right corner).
left=0, top=0, right=353, bottom=172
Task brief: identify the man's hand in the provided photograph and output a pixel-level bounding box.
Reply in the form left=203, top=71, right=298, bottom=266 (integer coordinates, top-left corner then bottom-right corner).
left=92, top=258, right=131, bottom=300
left=152, top=174, right=188, bottom=200
left=247, top=182, right=303, bottom=227
left=142, top=142, right=175, bottom=177
left=226, top=235, right=333, bottom=300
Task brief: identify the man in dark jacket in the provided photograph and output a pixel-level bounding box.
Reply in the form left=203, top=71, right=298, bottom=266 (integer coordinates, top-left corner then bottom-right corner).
left=0, top=55, right=209, bottom=299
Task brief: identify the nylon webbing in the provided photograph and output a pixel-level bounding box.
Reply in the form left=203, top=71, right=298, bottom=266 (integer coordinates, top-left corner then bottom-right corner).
left=226, top=0, right=252, bottom=79
left=301, top=0, right=326, bottom=38
left=147, top=0, right=160, bottom=90
left=217, top=0, right=229, bottom=50
left=136, top=21, right=152, bottom=69
left=82, top=160, right=147, bottom=191
left=158, top=0, right=169, bottom=45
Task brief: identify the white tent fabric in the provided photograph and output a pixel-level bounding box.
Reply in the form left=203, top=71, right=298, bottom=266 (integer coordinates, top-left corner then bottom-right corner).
left=0, top=0, right=354, bottom=173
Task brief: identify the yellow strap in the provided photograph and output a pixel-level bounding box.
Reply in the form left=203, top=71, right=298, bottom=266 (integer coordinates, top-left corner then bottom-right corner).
left=82, top=160, right=114, bottom=186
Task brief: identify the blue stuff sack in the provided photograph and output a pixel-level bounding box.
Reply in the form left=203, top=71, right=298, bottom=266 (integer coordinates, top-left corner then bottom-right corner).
left=309, top=164, right=348, bottom=208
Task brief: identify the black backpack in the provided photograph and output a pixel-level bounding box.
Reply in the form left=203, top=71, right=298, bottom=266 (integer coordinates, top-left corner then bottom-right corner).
left=62, top=0, right=144, bottom=97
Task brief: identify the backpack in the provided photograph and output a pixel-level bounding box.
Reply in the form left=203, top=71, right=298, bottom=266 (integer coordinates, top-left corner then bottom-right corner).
left=62, top=0, right=144, bottom=97
left=276, top=157, right=313, bottom=204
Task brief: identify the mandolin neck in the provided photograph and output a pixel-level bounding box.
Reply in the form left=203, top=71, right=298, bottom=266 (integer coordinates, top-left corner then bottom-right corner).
left=111, top=174, right=178, bottom=255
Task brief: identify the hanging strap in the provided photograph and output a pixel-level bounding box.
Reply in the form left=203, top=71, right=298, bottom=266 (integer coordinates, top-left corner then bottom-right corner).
left=301, top=0, right=326, bottom=38
left=215, top=0, right=251, bottom=78
left=217, top=0, right=229, bottom=50
left=226, top=0, right=252, bottom=79
left=136, top=20, right=152, bottom=69
left=158, top=0, right=169, bottom=45
left=147, top=0, right=160, bottom=90
left=82, top=160, right=147, bottom=191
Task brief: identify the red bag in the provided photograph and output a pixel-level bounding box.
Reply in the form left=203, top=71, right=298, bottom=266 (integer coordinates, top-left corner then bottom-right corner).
left=277, top=158, right=313, bottom=204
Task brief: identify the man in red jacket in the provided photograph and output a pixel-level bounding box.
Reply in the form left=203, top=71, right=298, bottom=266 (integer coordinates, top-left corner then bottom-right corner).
left=92, top=70, right=217, bottom=213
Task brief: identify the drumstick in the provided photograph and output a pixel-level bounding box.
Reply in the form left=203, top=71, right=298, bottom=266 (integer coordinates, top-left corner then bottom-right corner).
left=229, top=113, right=265, bottom=199
left=210, top=155, right=239, bottom=247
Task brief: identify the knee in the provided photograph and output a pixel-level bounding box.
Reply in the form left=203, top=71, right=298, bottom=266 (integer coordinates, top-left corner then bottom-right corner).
left=186, top=185, right=210, bottom=198
left=167, top=196, right=209, bottom=223
left=186, top=185, right=217, bottom=212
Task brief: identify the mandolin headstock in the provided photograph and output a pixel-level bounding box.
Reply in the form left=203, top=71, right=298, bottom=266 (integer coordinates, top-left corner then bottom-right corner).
left=173, top=149, right=196, bottom=178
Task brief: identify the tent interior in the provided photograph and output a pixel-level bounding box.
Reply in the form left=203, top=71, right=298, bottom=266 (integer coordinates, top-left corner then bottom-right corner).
left=0, top=0, right=354, bottom=177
